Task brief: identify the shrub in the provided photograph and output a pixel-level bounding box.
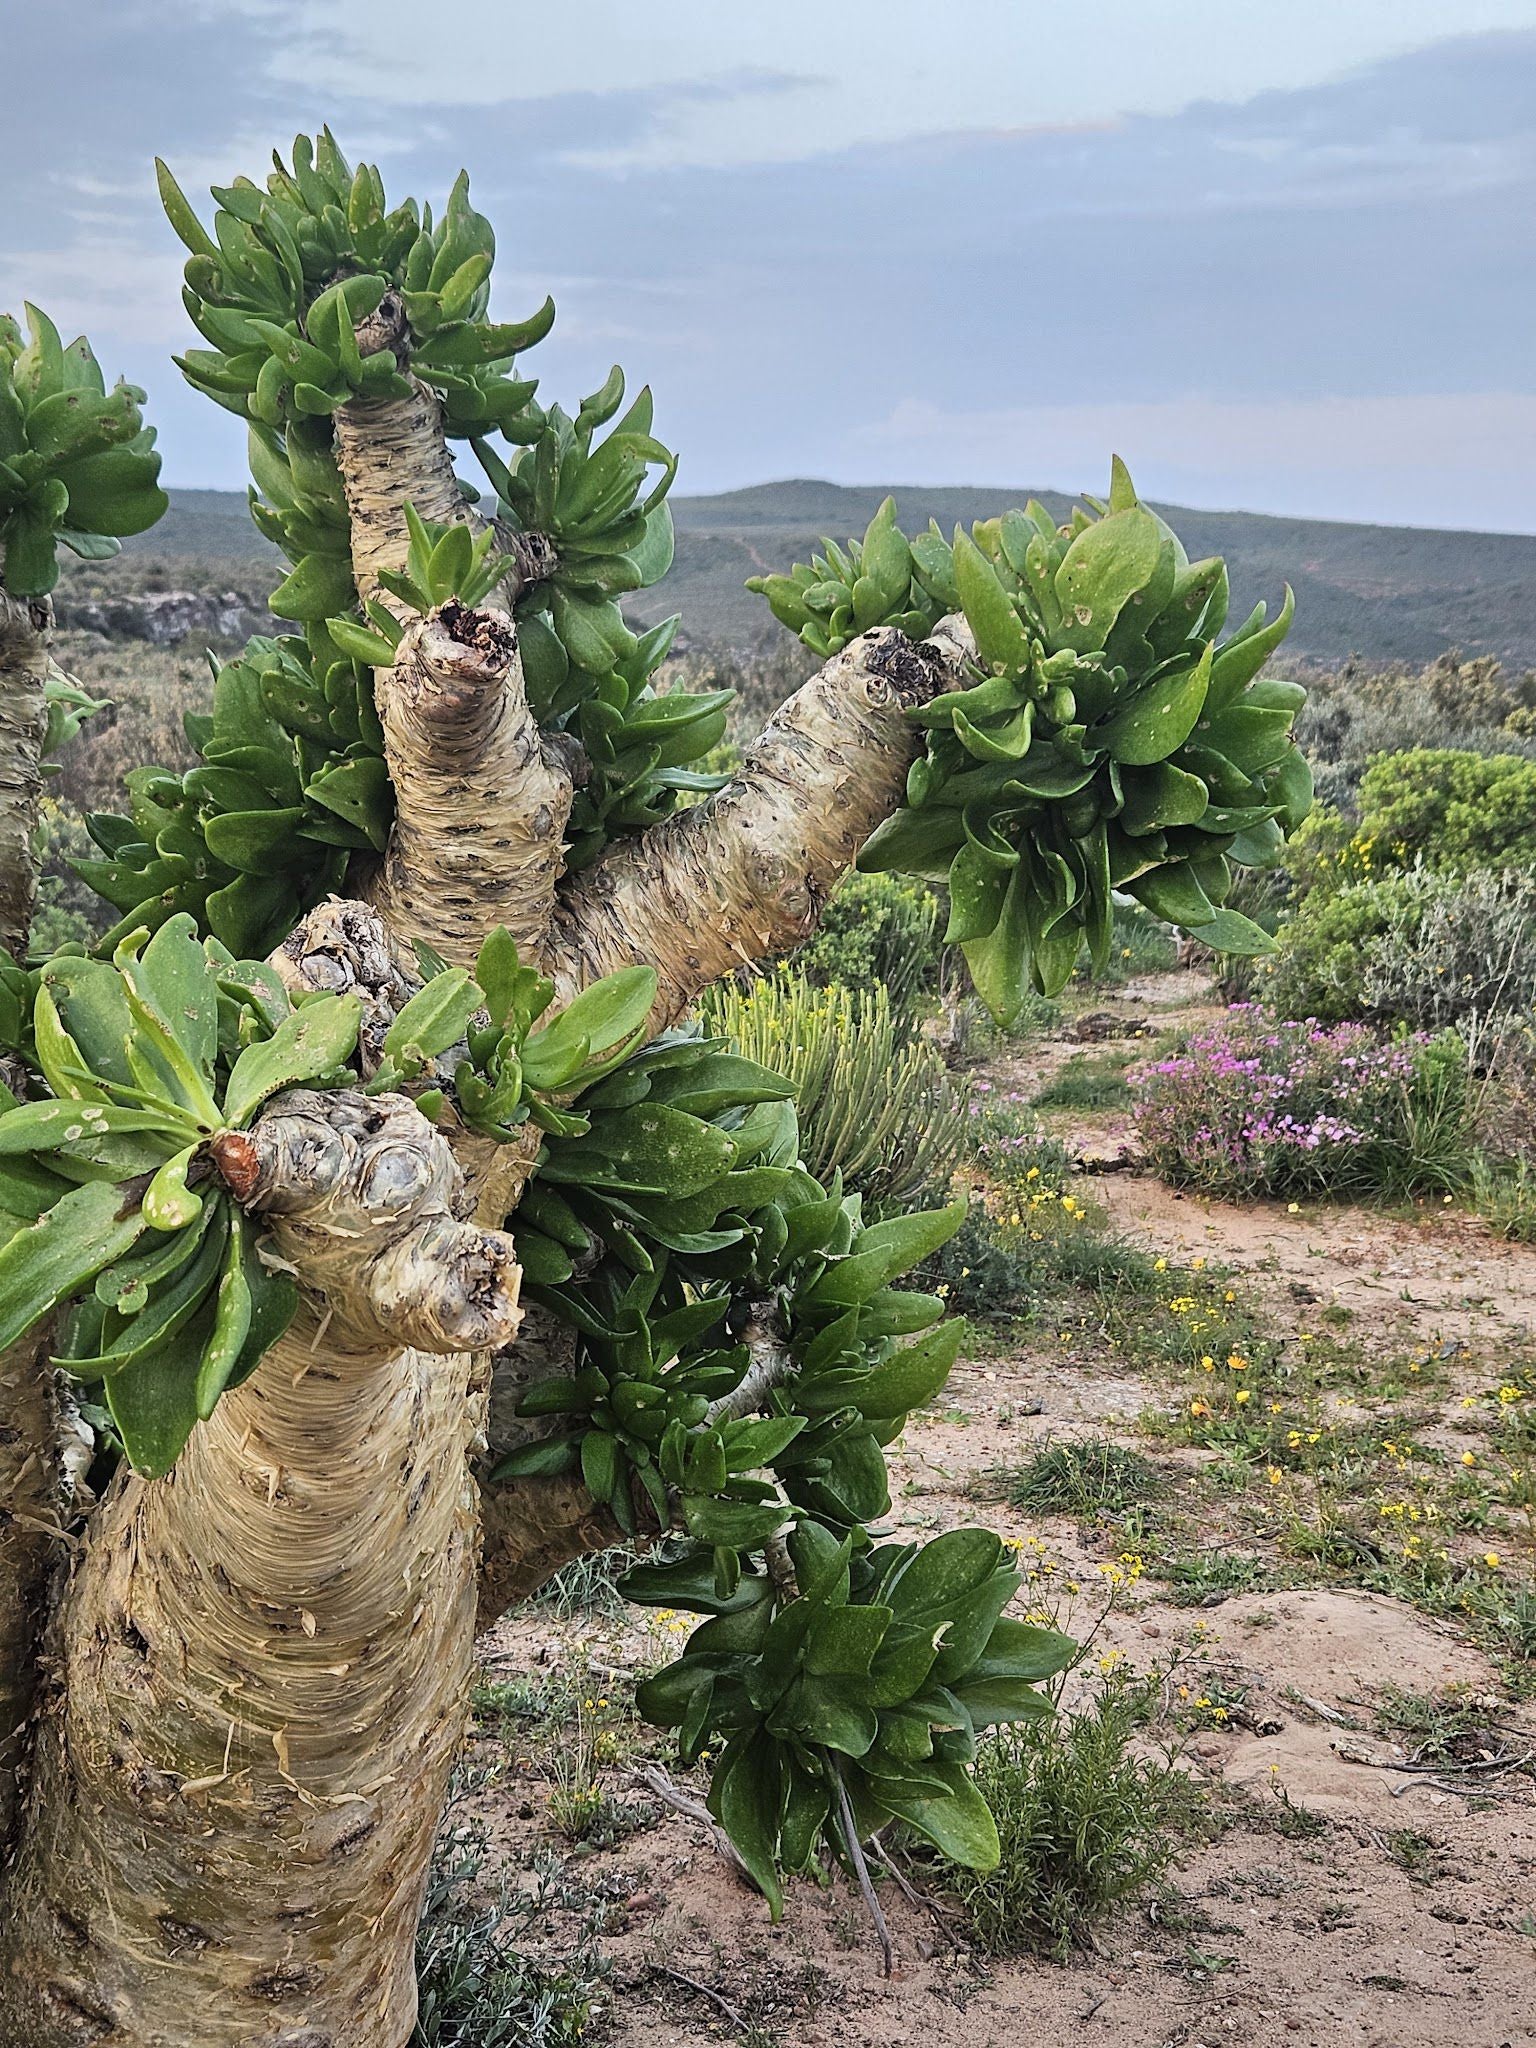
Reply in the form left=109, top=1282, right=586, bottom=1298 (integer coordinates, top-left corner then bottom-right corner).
left=1294, top=653, right=1536, bottom=801
left=1354, top=748, right=1536, bottom=875
left=966, top=1089, right=1076, bottom=1196
left=701, top=969, right=968, bottom=1210
left=1270, top=868, right=1536, bottom=1028
left=943, top=1668, right=1198, bottom=1959
left=1133, top=1006, right=1472, bottom=1199
left=792, top=867, right=945, bottom=1016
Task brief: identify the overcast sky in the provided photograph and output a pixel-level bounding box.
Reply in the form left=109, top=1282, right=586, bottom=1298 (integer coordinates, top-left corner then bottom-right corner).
left=4, top=1, right=1533, bottom=531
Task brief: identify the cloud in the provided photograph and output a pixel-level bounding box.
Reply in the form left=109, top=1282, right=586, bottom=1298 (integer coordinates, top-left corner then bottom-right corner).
left=4, top=9, right=1530, bottom=530
left=260, top=0, right=1536, bottom=170
left=840, top=392, right=1536, bottom=531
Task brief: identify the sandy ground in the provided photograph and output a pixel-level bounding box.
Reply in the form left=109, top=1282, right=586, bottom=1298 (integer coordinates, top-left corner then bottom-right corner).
left=462, top=971, right=1536, bottom=2048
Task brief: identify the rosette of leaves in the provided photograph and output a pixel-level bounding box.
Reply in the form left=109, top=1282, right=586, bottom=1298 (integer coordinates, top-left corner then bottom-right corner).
left=159, top=133, right=552, bottom=447
left=745, top=496, right=945, bottom=660
left=75, top=625, right=391, bottom=959
left=498, top=1043, right=968, bottom=1574
left=419, top=927, right=661, bottom=1143
left=767, top=1197, right=967, bottom=1528
left=625, top=1521, right=1076, bottom=1912
left=476, top=371, right=731, bottom=867
left=755, top=461, right=1311, bottom=1020
left=0, top=306, right=167, bottom=595
left=0, top=915, right=363, bottom=1473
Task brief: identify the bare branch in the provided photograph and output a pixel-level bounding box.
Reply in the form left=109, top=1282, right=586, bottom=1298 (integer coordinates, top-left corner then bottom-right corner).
left=366, top=601, right=575, bottom=961
left=547, top=617, right=973, bottom=1027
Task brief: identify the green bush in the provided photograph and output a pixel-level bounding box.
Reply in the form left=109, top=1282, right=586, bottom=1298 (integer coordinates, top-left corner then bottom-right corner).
left=701, top=969, right=968, bottom=1211
left=792, top=868, right=944, bottom=1016
left=1267, top=871, right=1425, bottom=1022
left=1354, top=748, right=1536, bottom=875
left=1270, top=868, right=1536, bottom=1028
left=943, top=1669, right=1199, bottom=1959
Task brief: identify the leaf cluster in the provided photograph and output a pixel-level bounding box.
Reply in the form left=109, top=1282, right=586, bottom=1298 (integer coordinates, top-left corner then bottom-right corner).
left=162, top=132, right=550, bottom=441
left=75, top=628, right=390, bottom=958
left=847, top=461, right=1311, bottom=1016
left=0, top=915, right=362, bottom=1471
left=745, top=495, right=944, bottom=657
left=627, top=1522, right=1075, bottom=1912
left=0, top=307, right=167, bottom=596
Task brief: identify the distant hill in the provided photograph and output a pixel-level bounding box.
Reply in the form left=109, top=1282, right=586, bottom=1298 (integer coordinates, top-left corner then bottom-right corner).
left=98, top=482, right=1536, bottom=672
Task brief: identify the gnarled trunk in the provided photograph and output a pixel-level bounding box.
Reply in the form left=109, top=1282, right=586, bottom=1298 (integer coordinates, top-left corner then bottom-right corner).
left=0, top=364, right=971, bottom=2043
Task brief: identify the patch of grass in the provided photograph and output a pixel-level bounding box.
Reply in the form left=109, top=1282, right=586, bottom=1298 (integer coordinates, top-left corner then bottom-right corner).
left=1033, top=1052, right=1134, bottom=1113
left=1376, top=1679, right=1499, bottom=1761
left=1382, top=1827, right=1450, bottom=1885
left=471, top=1670, right=587, bottom=1736
left=1153, top=1548, right=1281, bottom=1606
left=940, top=1668, right=1204, bottom=1960
left=998, top=1438, right=1167, bottom=1520
left=414, top=1782, right=604, bottom=2046
left=531, top=1544, right=648, bottom=1622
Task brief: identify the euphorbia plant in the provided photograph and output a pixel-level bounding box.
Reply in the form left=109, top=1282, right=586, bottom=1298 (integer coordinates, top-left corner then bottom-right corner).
left=0, top=131, right=1307, bottom=2046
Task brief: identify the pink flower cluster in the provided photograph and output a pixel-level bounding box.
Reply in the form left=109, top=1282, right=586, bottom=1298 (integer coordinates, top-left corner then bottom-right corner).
left=1132, top=1004, right=1428, bottom=1197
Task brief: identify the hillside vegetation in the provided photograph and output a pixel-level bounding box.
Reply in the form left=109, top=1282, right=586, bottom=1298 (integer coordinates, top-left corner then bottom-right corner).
left=62, top=481, right=1536, bottom=670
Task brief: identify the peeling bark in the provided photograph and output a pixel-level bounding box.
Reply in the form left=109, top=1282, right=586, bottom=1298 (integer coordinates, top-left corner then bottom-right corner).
left=0, top=1335, right=65, bottom=1861
left=548, top=617, right=972, bottom=1025
left=367, top=602, right=574, bottom=960
left=329, top=372, right=554, bottom=629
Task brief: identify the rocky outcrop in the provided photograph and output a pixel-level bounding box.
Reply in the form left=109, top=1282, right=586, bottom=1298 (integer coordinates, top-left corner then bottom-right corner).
left=53, top=590, right=287, bottom=645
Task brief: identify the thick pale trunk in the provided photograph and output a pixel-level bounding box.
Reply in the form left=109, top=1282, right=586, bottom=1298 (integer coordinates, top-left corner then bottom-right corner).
left=548, top=618, right=973, bottom=1025
left=331, top=374, right=473, bottom=610
left=0, top=1330, right=479, bottom=2047
left=0, top=1076, right=524, bottom=2047
left=367, top=603, right=574, bottom=959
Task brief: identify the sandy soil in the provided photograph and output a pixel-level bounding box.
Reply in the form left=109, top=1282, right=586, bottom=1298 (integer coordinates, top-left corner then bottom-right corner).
left=463, top=972, right=1536, bottom=2048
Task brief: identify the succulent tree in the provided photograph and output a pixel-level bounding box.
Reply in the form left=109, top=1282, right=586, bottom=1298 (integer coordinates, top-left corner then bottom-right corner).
left=0, top=133, right=1307, bottom=2046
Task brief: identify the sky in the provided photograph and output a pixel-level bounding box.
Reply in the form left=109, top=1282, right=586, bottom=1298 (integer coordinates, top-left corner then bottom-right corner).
left=4, top=1, right=1534, bottom=532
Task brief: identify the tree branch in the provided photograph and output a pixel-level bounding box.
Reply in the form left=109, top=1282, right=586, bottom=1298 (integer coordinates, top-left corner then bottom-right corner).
left=332, top=366, right=475, bottom=609
left=219, top=1088, right=524, bottom=1356
left=366, top=601, right=575, bottom=961
left=546, top=617, right=973, bottom=1026
left=0, top=591, right=51, bottom=960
